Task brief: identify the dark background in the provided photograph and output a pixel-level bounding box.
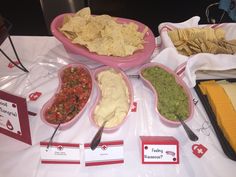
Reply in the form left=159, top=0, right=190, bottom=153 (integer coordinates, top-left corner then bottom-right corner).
left=0, top=0, right=233, bottom=37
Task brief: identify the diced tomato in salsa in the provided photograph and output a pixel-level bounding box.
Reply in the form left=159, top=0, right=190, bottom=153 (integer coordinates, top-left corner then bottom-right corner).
left=45, top=66, right=92, bottom=124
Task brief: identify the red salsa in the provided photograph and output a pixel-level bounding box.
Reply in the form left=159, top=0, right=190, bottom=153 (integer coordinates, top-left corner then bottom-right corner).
left=45, top=66, right=92, bottom=124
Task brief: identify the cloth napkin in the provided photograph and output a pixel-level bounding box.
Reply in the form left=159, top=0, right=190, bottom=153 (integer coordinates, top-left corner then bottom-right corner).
left=183, top=53, right=236, bottom=87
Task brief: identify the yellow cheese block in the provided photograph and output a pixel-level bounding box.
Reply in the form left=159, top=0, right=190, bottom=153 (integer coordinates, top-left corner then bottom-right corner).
left=200, top=81, right=236, bottom=153
left=215, top=103, right=235, bottom=128
left=217, top=110, right=236, bottom=152
left=199, top=80, right=216, bottom=95
left=217, top=109, right=236, bottom=129
left=205, top=84, right=230, bottom=115
left=219, top=83, right=236, bottom=111
left=206, top=83, right=230, bottom=103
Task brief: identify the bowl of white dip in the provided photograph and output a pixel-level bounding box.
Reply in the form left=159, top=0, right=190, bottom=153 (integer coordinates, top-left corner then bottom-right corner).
left=89, top=66, right=133, bottom=132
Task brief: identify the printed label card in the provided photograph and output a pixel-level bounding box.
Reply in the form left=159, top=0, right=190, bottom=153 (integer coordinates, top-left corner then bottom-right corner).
left=0, top=90, right=31, bottom=144
left=140, top=136, right=179, bottom=164
left=84, top=140, right=124, bottom=166
left=40, top=142, right=81, bottom=164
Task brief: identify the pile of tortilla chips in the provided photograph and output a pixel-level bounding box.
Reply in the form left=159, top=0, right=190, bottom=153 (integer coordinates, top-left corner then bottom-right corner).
left=59, top=7, right=147, bottom=57
left=168, top=27, right=236, bottom=56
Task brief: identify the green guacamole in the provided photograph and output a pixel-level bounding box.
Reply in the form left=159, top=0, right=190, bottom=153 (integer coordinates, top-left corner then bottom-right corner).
left=141, top=66, right=189, bottom=121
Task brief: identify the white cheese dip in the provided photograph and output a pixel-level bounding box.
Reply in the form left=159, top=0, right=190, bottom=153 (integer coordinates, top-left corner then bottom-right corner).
left=94, top=69, right=130, bottom=128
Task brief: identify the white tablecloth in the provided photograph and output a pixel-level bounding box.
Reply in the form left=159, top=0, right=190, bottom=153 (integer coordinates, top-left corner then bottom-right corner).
left=0, top=36, right=236, bottom=177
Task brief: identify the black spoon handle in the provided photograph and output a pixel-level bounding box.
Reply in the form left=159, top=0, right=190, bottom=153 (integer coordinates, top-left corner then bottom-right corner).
left=178, top=118, right=199, bottom=141
left=90, top=121, right=107, bottom=150
left=46, top=123, right=61, bottom=151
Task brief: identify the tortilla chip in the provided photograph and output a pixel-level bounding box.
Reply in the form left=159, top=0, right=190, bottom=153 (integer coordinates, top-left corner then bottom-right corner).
left=59, top=7, right=146, bottom=57
left=168, top=26, right=236, bottom=55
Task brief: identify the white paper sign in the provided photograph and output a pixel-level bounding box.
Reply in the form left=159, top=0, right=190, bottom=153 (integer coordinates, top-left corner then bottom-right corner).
left=143, top=144, right=178, bottom=163
left=84, top=140, right=124, bottom=166
left=0, top=90, right=31, bottom=144
left=0, top=99, right=21, bottom=134
left=40, top=142, right=81, bottom=164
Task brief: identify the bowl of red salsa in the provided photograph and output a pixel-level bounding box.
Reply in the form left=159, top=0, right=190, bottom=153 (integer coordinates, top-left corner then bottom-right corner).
left=40, top=63, right=93, bottom=130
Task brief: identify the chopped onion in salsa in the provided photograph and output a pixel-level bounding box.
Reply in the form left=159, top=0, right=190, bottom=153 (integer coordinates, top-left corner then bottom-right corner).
left=45, top=66, right=92, bottom=124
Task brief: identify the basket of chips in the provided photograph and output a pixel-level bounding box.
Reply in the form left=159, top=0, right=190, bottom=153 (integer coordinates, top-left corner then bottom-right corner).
left=158, top=16, right=236, bottom=56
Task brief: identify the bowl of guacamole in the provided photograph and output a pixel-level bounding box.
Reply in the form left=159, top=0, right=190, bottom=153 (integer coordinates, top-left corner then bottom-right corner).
left=139, top=63, right=194, bottom=126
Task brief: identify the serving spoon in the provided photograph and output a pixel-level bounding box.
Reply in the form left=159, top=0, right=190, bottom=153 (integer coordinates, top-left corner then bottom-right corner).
left=90, top=120, right=108, bottom=150
left=46, top=107, right=77, bottom=151
left=90, top=112, right=115, bottom=150
left=177, top=116, right=198, bottom=141
left=46, top=123, right=61, bottom=151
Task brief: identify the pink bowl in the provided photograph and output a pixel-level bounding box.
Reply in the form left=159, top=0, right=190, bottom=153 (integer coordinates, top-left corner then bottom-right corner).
left=89, top=66, right=133, bottom=133
left=40, top=63, right=94, bottom=130
left=50, top=13, right=156, bottom=70
left=139, top=63, right=194, bottom=126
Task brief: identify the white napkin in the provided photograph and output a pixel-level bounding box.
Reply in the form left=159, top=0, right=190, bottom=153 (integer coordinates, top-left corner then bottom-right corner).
left=151, top=47, right=188, bottom=71
left=183, top=53, right=236, bottom=88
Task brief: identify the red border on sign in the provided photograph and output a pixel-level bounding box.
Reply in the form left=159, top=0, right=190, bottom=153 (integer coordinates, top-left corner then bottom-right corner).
left=0, top=90, right=31, bottom=145
left=84, top=140, right=123, bottom=148
left=140, top=136, right=179, bottom=164
left=85, top=159, right=124, bottom=166
left=41, top=160, right=80, bottom=164
left=40, top=142, right=80, bottom=147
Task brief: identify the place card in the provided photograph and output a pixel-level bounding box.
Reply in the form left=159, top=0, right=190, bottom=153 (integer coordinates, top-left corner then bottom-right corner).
left=84, top=140, right=124, bottom=166
left=0, top=90, right=31, bottom=145
left=140, top=136, right=179, bottom=164
left=40, top=142, right=81, bottom=164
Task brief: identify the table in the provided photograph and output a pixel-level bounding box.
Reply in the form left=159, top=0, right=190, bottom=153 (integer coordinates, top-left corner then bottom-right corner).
left=0, top=36, right=236, bottom=177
